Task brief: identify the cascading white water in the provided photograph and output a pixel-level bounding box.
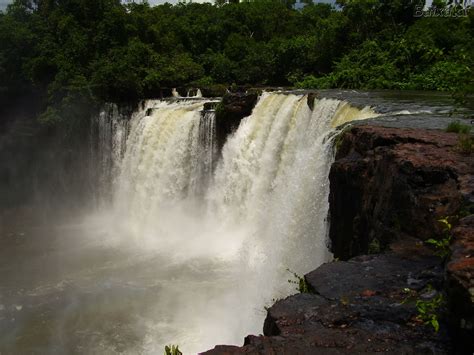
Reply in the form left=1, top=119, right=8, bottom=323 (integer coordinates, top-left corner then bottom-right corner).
left=100, top=92, right=378, bottom=353
left=95, top=103, right=130, bottom=203
left=185, top=88, right=203, bottom=98
left=172, top=88, right=181, bottom=98
left=115, top=100, right=204, bottom=226
left=209, top=93, right=378, bottom=291
left=194, top=110, right=217, bottom=195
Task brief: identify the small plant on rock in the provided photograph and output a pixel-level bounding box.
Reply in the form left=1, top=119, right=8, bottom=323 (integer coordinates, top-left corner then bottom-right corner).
left=425, top=218, right=452, bottom=259
left=416, top=294, right=444, bottom=332
left=287, top=268, right=312, bottom=293
left=446, top=120, right=471, bottom=134
left=457, top=133, right=474, bottom=154
left=164, top=345, right=182, bottom=355
left=368, top=238, right=381, bottom=254
left=403, top=286, right=444, bottom=332
left=445, top=121, right=473, bottom=155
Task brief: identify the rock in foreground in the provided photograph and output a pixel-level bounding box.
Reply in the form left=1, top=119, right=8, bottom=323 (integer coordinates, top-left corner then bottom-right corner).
left=203, top=253, right=450, bottom=355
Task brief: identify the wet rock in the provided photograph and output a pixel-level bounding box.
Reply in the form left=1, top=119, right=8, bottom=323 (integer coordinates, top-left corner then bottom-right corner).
left=145, top=88, right=173, bottom=98
left=200, top=85, right=228, bottom=98
left=446, top=215, right=474, bottom=353
left=203, top=254, right=450, bottom=355
left=307, top=92, right=318, bottom=110
left=329, top=125, right=474, bottom=260
left=305, top=254, right=441, bottom=301
left=203, top=102, right=218, bottom=111
left=215, top=92, right=259, bottom=150
left=263, top=293, right=328, bottom=336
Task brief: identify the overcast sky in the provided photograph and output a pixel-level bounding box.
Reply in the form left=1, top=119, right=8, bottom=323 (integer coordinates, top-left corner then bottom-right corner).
left=0, top=0, right=10, bottom=11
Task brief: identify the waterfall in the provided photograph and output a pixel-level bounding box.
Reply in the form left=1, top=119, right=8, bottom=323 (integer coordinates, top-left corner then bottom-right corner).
left=114, top=100, right=204, bottom=227
left=192, top=110, right=217, bottom=195
left=172, top=88, right=180, bottom=98
left=99, top=92, right=377, bottom=353
left=95, top=103, right=130, bottom=202
left=186, top=88, right=203, bottom=98
left=210, top=93, right=378, bottom=279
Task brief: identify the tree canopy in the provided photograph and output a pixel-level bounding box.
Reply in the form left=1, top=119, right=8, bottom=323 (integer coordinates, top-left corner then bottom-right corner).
left=0, top=0, right=472, bottom=127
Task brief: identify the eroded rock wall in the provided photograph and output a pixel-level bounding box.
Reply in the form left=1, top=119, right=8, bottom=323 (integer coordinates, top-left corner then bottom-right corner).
left=329, top=125, right=474, bottom=260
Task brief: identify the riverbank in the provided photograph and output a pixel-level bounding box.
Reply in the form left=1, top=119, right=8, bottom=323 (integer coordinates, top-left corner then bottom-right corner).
left=204, top=124, right=474, bottom=354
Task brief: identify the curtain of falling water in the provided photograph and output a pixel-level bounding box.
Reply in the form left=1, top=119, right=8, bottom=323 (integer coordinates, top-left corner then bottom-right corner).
left=96, top=93, right=378, bottom=353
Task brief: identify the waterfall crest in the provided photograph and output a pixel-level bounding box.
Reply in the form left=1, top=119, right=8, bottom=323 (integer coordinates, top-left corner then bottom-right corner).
left=210, top=92, right=378, bottom=274
left=97, top=92, right=378, bottom=353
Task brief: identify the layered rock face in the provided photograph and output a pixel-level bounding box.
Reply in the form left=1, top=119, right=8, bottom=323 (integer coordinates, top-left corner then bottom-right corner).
left=204, top=125, right=474, bottom=355
left=329, top=125, right=474, bottom=260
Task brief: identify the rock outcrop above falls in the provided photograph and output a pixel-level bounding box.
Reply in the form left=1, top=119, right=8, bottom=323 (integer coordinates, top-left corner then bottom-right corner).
left=204, top=125, right=474, bottom=355
left=215, top=92, right=258, bottom=150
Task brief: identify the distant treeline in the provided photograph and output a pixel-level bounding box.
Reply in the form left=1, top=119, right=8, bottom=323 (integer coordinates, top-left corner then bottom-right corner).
left=0, top=0, right=472, bottom=128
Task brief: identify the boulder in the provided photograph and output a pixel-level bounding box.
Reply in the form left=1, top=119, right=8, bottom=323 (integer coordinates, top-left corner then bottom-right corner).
left=203, top=254, right=450, bottom=355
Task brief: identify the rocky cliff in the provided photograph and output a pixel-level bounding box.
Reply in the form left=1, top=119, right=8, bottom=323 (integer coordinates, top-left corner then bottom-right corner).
left=329, top=125, right=473, bottom=260
left=204, top=125, right=474, bottom=355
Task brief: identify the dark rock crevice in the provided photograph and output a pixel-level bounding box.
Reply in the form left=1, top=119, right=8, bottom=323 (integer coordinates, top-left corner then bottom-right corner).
left=215, top=92, right=259, bottom=151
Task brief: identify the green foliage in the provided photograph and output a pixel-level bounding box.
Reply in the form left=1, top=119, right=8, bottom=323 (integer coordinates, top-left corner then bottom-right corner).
left=425, top=237, right=451, bottom=259
left=368, top=238, right=381, bottom=254
left=416, top=294, right=444, bottom=332
left=403, top=285, right=444, bottom=332
left=425, top=217, right=452, bottom=259
left=0, top=0, right=472, bottom=130
left=324, top=40, right=402, bottom=89
left=408, top=60, right=470, bottom=92
left=294, top=75, right=331, bottom=89
left=164, top=345, right=182, bottom=355
left=446, top=121, right=473, bottom=154
left=287, top=268, right=312, bottom=294
left=446, top=121, right=471, bottom=134
left=458, top=133, right=474, bottom=155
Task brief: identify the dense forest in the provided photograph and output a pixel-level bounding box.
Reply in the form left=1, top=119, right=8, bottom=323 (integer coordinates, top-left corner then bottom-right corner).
left=0, top=0, right=473, bottom=130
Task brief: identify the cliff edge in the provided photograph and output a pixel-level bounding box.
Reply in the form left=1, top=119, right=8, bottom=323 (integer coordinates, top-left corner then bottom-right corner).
left=204, top=125, right=474, bottom=355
